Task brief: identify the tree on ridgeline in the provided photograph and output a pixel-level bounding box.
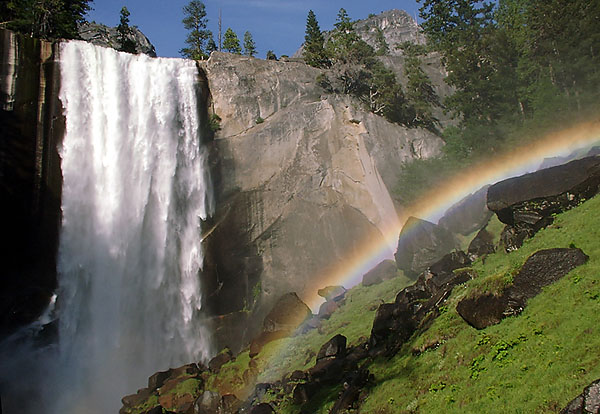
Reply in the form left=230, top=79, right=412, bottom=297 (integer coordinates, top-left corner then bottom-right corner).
left=206, top=33, right=218, bottom=53
left=117, top=6, right=137, bottom=53
left=302, top=10, right=329, bottom=68
left=400, top=42, right=439, bottom=131
left=243, top=31, right=256, bottom=57
left=223, top=27, right=241, bottom=54
left=2, top=0, right=92, bottom=39
left=266, top=50, right=277, bottom=60
left=180, top=0, right=211, bottom=60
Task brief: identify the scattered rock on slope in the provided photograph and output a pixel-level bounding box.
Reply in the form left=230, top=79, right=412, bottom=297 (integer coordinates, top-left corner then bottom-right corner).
left=487, top=156, right=600, bottom=251
left=362, top=259, right=399, bottom=286
left=457, top=248, right=589, bottom=329
left=438, top=185, right=493, bottom=236
left=394, top=216, right=459, bottom=278
left=560, top=378, right=600, bottom=414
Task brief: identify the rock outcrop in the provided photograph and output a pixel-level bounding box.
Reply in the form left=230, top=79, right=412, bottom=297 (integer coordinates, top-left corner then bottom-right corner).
left=362, top=259, right=398, bottom=286
left=394, top=216, right=459, bottom=278
left=438, top=185, right=492, bottom=236
left=78, top=21, right=156, bottom=56
left=457, top=248, right=589, bottom=329
left=199, top=52, right=444, bottom=351
left=487, top=156, right=600, bottom=251
left=370, top=251, right=473, bottom=353
left=560, top=379, right=600, bottom=414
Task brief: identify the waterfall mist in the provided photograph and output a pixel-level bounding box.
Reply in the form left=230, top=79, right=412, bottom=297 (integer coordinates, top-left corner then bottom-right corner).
left=0, top=40, right=213, bottom=413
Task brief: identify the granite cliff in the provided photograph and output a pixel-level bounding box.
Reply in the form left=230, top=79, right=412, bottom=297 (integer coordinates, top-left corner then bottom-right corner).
left=199, top=52, right=444, bottom=350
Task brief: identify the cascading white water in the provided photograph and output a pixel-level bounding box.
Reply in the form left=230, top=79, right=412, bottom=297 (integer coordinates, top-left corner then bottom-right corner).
left=51, top=40, right=213, bottom=413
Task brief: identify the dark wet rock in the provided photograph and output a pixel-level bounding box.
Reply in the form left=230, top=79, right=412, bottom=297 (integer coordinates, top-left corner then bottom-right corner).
left=262, top=293, right=312, bottom=333
left=395, top=217, right=459, bottom=278
left=488, top=156, right=600, bottom=251
left=457, top=248, right=589, bottom=329
left=148, top=369, right=172, bottom=391
left=362, top=260, right=398, bottom=286
left=439, top=185, right=492, bottom=236
left=371, top=251, right=473, bottom=352
left=288, top=370, right=308, bottom=382
left=316, top=334, right=347, bottom=361
left=249, top=403, right=275, bottom=414
left=293, top=383, right=318, bottom=405
left=220, top=394, right=242, bottom=413
left=317, top=300, right=339, bottom=320
left=468, top=227, right=496, bottom=257
left=329, top=369, right=371, bottom=414
left=560, top=379, right=600, bottom=414
left=208, top=348, right=234, bottom=373
left=121, top=387, right=154, bottom=410
left=195, top=390, right=220, bottom=414
left=317, top=286, right=347, bottom=302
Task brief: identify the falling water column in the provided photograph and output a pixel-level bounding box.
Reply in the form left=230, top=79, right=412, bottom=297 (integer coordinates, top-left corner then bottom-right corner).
left=54, top=40, right=213, bottom=413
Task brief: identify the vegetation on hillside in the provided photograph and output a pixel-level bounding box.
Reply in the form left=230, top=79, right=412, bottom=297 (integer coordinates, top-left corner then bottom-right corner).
left=394, top=0, right=600, bottom=204
left=0, top=0, right=92, bottom=39
left=146, top=194, right=600, bottom=414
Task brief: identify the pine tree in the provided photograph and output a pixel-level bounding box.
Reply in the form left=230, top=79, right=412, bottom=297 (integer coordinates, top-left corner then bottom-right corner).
left=223, top=27, right=241, bottom=54
left=117, top=6, right=137, bottom=54
left=4, top=0, right=92, bottom=39
left=180, top=0, right=211, bottom=60
left=266, top=50, right=277, bottom=60
left=243, top=31, right=256, bottom=57
left=303, top=10, right=329, bottom=68
left=207, top=33, right=218, bottom=53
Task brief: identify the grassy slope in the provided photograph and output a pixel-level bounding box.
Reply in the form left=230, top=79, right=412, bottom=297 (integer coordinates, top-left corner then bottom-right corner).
left=362, top=195, right=600, bottom=413
left=204, top=196, right=599, bottom=414
left=205, top=274, right=413, bottom=396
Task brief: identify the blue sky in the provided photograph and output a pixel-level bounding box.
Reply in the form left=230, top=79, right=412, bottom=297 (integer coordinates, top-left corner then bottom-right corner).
left=88, top=1, right=422, bottom=58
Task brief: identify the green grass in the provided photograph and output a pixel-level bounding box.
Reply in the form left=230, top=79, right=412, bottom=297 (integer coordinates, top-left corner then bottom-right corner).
left=360, top=195, right=600, bottom=413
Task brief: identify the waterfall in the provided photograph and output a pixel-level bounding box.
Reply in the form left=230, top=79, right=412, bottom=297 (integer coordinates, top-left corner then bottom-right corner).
left=50, top=40, right=213, bottom=413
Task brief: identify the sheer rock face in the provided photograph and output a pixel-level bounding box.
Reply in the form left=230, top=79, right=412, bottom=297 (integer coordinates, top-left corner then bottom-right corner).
left=78, top=22, right=157, bottom=57
left=0, top=29, right=63, bottom=339
left=200, top=52, right=444, bottom=351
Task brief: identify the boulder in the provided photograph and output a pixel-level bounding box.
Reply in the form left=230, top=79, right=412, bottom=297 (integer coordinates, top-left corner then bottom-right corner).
left=457, top=248, right=589, bottom=329
left=158, top=377, right=202, bottom=412
left=194, top=390, right=220, bottom=414
left=371, top=251, right=473, bottom=352
left=438, top=185, right=492, bottom=236
left=487, top=156, right=600, bottom=250
left=249, top=403, right=275, bottom=414
left=208, top=348, right=233, bottom=373
left=316, top=334, right=347, bottom=361
left=395, top=217, right=459, bottom=278
left=262, top=293, right=312, bottom=333
left=317, top=286, right=347, bottom=302
left=560, top=379, right=600, bottom=414
left=468, top=227, right=496, bottom=257
left=362, top=260, right=398, bottom=286
left=317, top=300, right=339, bottom=320
left=121, top=387, right=154, bottom=409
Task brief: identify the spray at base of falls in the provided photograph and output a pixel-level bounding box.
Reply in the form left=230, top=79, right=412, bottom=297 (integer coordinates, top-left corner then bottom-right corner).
left=48, top=40, right=213, bottom=413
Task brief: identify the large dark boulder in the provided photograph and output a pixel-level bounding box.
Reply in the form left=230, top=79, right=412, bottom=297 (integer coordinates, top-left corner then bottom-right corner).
left=362, top=260, right=398, bottom=286
left=487, top=156, right=600, bottom=250
left=395, top=217, right=459, bottom=278
left=560, top=379, right=600, bottom=414
left=370, top=251, right=473, bottom=352
left=316, top=334, right=347, bottom=361
left=468, top=227, right=496, bottom=258
left=262, top=293, right=312, bottom=333
left=438, top=185, right=493, bottom=236
left=457, top=248, right=588, bottom=329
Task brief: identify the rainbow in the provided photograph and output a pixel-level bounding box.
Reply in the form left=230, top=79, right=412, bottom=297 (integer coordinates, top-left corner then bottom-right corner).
left=304, top=120, right=600, bottom=309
